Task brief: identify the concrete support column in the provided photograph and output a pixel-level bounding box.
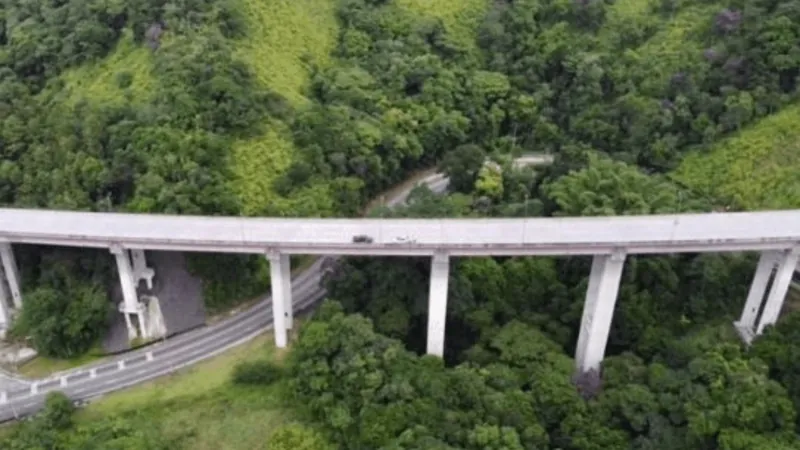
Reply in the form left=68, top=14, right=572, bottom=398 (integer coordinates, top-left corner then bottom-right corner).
left=130, top=249, right=155, bottom=290
left=734, top=248, right=800, bottom=344
left=735, top=251, right=778, bottom=332
left=575, top=251, right=626, bottom=373
left=122, top=311, right=135, bottom=340
left=0, top=279, right=9, bottom=331
left=267, top=251, right=288, bottom=348
left=0, top=243, right=22, bottom=309
left=756, top=248, right=800, bottom=334
left=281, top=255, right=293, bottom=330
left=111, top=246, right=147, bottom=340
left=426, top=252, right=450, bottom=357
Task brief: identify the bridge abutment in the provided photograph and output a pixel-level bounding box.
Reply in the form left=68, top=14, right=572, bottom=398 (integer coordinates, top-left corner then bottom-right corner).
left=735, top=248, right=800, bottom=343
left=575, top=251, right=626, bottom=374
left=426, top=252, right=450, bottom=357
left=111, top=246, right=161, bottom=341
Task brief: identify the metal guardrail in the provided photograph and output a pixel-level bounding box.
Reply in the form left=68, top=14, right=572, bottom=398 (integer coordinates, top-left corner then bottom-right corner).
left=0, top=259, right=327, bottom=421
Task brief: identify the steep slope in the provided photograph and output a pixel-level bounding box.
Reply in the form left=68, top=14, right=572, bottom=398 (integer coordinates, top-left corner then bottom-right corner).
left=629, top=3, right=722, bottom=92
left=229, top=0, right=339, bottom=216
left=673, top=104, right=800, bottom=210
left=233, top=0, right=338, bottom=108
left=49, top=30, right=156, bottom=107
left=42, top=0, right=339, bottom=218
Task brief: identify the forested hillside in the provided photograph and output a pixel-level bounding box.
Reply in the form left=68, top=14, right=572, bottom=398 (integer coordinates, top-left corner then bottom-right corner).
left=2, top=0, right=800, bottom=447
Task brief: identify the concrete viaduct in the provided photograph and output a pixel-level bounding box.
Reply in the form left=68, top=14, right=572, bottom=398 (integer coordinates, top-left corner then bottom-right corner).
left=0, top=207, right=798, bottom=373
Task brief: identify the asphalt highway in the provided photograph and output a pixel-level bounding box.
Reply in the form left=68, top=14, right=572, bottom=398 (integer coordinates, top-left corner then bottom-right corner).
left=0, top=157, right=549, bottom=422
left=0, top=257, right=327, bottom=421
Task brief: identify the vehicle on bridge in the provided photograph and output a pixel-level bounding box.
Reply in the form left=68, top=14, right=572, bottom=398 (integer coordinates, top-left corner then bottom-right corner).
left=392, top=236, right=417, bottom=244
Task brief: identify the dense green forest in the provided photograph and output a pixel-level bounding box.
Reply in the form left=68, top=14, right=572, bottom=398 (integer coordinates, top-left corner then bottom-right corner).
left=2, top=0, right=800, bottom=447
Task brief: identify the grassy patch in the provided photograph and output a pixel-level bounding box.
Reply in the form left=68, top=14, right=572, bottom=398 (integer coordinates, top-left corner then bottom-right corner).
left=4, top=339, right=330, bottom=448
left=395, top=0, right=489, bottom=50
left=229, top=0, right=339, bottom=215
left=230, top=124, right=296, bottom=216
left=70, top=323, right=327, bottom=449
left=17, top=345, right=105, bottom=379
left=233, top=0, right=338, bottom=107
left=83, top=334, right=283, bottom=414
left=52, top=30, right=156, bottom=107
left=151, top=391, right=290, bottom=450
left=672, top=104, right=800, bottom=210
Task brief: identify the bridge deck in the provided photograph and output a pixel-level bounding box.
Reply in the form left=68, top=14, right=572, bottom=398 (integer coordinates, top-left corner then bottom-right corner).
left=0, top=208, right=798, bottom=256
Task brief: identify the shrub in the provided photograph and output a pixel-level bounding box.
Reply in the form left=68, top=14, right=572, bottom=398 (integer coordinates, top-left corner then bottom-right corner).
left=266, top=423, right=335, bottom=450
left=41, top=392, right=76, bottom=431
left=232, top=359, right=285, bottom=385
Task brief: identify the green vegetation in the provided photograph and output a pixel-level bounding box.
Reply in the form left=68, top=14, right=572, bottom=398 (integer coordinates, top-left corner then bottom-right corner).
left=673, top=104, right=800, bottom=210
left=396, top=0, right=490, bottom=48
left=6, top=0, right=798, bottom=352
left=287, top=154, right=800, bottom=448
left=17, top=347, right=104, bottom=379
left=230, top=0, right=339, bottom=216
left=12, top=284, right=108, bottom=358
left=2, top=332, right=335, bottom=449
left=53, top=30, right=157, bottom=107
left=0, top=321, right=327, bottom=450
left=88, top=334, right=282, bottom=413
left=605, top=0, right=651, bottom=23
left=625, top=3, right=722, bottom=92
left=234, top=0, right=338, bottom=106
left=279, top=302, right=799, bottom=449
left=3, top=0, right=800, bottom=447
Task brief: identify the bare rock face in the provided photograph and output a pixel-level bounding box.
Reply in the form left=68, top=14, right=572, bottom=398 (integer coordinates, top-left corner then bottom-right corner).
left=103, top=251, right=206, bottom=354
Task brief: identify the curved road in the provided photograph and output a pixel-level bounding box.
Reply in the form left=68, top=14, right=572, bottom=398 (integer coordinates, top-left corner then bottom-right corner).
left=0, top=157, right=550, bottom=422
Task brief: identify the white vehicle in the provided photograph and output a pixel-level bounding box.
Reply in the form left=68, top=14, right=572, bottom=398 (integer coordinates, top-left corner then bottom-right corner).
left=394, top=236, right=417, bottom=244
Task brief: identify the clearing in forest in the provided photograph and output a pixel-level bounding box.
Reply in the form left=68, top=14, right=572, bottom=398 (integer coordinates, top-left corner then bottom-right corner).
left=230, top=0, right=339, bottom=216
left=233, top=0, right=338, bottom=107
left=672, top=104, right=800, bottom=210
left=45, top=30, right=156, bottom=107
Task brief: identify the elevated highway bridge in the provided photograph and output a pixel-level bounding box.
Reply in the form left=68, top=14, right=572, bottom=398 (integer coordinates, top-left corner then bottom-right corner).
left=0, top=205, right=798, bottom=419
